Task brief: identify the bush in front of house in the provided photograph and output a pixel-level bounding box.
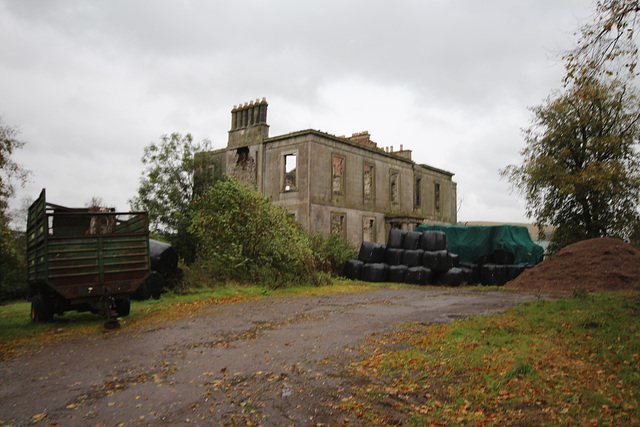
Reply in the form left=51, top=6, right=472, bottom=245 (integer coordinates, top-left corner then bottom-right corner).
left=189, top=176, right=334, bottom=289
left=309, top=232, right=357, bottom=277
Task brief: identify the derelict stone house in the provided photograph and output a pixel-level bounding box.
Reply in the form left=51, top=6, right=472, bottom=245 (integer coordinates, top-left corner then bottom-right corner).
left=197, top=98, right=457, bottom=248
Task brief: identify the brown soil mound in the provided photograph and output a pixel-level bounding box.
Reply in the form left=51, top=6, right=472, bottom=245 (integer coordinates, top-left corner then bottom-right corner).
left=505, top=237, right=640, bottom=294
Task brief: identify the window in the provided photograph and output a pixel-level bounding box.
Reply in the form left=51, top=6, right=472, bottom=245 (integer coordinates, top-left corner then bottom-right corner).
left=362, top=216, right=375, bottom=243
left=390, top=170, right=399, bottom=203
left=414, top=177, right=422, bottom=210
left=434, top=182, right=441, bottom=214
left=284, top=153, right=297, bottom=191
left=332, top=155, right=344, bottom=195
left=363, top=163, right=374, bottom=200
left=330, top=212, right=346, bottom=239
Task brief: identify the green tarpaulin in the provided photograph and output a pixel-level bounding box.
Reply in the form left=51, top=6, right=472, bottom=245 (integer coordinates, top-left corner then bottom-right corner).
left=414, top=224, right=544, bottom=265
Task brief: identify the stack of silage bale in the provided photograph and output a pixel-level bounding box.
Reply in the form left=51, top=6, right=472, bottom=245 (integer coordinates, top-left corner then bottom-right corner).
left=470, top=253, right=526, bottom=287
left=415, top=224, right=540, bottom=286
left=343, top=229, right=465, bottom=286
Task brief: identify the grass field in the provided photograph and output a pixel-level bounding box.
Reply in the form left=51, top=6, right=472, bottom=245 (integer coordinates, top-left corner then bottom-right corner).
left=339, top=290, right=640, bottom=425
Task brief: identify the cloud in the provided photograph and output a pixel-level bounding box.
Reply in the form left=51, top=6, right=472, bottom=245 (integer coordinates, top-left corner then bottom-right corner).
left=1, top=0, right=595, bottom=224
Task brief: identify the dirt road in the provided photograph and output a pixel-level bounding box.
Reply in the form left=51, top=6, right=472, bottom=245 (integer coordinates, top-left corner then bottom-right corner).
left=0, top=287, right=541, bottom=426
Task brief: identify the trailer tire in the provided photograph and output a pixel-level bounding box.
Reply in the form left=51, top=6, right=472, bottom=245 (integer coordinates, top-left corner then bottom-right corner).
left=30, top=295, right=53, bottom=323
left=114, top=297, right=131, bottom=317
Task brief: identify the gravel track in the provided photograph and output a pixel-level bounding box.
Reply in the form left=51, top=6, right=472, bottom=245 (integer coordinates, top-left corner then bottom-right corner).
left=0, top=287, right=540, bottom=426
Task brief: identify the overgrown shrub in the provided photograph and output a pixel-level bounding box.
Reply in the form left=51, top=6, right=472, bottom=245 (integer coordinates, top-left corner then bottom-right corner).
left=189, top=177, right=328, bottom=288
left=310, top=232, right=357, bottom=276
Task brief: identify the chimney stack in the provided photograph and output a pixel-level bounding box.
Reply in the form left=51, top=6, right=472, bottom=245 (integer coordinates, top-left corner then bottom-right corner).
left=231, top=97, right=268, bottom=131
left=228, top=98, right=270, bottom=148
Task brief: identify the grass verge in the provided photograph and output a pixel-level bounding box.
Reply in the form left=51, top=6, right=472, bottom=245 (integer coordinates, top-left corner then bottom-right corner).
left=339, top=290, right=640, bottom=426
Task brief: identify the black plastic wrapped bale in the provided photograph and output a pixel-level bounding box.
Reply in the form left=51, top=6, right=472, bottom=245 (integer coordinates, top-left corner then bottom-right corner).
left=481, top=264, right=508, bottom=286
left=406, top=266, right=432, bottom=285
left=506, top=264, right=526, bottom=281
left=358, top=242, right=386, bottom=263
left=403, top=249, right=425, bottom=267
left=449, top=253, right=460, bottom=267
left=132, top=271, right=166, bottom=300
left=361, top=263, right=388, bottom=283
left=474, top=254, right=491, bottom=265
left=423, top=250, right=452, bottom=273
left=387, top=229, right=406, bottom=249
left=343, top=259, right=364, bottom=280
left=388, top=265, right=408, bottom=283
left=469, top=264, right=482, bottom=283
left=420, top=230, right=448, bottom=251
left=385, top=248, right=405, bottom=266
left=403, top=231, right=422, bottom=250
left=459, top=266, right=474, bottom=284
left=437, top=267, right=464, bottom=287
left=149, top=239, right=179, bottom=277
left=492, top=250, right=515, bottom=265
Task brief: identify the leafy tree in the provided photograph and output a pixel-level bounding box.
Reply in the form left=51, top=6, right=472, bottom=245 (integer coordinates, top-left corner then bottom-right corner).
left=188, top=176, right=329, bottom=288
left=0, top=118, right=29, bottom=216
left=130, top=132, right=211, bottom=263
left=502, top=78, right=640, bottom=253
left=1, top=118, right=29, bottom=301
left=565, top=0, right=640, bottom=84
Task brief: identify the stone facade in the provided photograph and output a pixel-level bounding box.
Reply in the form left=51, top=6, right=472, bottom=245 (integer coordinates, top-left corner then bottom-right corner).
left=197, top=99, right=457, bottom=248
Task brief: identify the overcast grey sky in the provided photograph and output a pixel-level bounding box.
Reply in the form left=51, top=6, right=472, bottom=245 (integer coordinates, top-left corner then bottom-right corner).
left=1, top=0, right=595, bottom=226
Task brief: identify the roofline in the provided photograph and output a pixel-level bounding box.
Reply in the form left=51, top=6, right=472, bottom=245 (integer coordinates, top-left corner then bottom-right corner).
left=417, top=163, right=455, bottom=177
left=265, top=129, right=455, bottom=177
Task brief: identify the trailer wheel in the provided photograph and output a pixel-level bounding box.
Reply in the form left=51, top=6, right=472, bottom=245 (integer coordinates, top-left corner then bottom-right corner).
left=114, top=297, right=131, bottom=317
left=30, top=295, right=53, bottom=323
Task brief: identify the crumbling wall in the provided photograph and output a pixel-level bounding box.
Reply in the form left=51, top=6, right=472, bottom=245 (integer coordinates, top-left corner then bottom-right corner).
left=228, top=147, right=257, bottom=185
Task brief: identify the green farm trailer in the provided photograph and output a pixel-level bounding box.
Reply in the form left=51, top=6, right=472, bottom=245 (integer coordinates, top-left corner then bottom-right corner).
left=27, top=189, right=150, bottom=323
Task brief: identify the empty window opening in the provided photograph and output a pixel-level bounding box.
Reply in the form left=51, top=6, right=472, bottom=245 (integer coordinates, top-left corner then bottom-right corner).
left=363, top=217, right=375, bottom=243
left=236, top=147, right=249, bottom=166
left=331, top=212, right=346, bottom=239
left=415, top=177, right=422, bottom=209
left=363, top=164, right=374, bottom=200
left=284, top=154, right=297, bottom=191
left=434, top=182, right=441, bottom=214
left=332, top=155, right=344, bottom=195
left=390, top=170, right=399, bottom=203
